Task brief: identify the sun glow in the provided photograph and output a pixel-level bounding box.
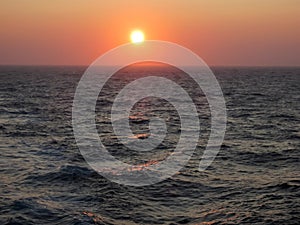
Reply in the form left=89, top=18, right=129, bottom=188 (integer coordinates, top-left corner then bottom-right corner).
left=130, top=30, right=145, bottom=43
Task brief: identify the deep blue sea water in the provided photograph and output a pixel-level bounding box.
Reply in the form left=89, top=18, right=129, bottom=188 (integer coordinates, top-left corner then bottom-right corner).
left=0, top=66, right=299, bottom=224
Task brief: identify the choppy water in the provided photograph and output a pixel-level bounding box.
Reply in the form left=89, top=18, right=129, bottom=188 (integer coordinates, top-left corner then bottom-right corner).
left=0, top=65, right=299, bottom=224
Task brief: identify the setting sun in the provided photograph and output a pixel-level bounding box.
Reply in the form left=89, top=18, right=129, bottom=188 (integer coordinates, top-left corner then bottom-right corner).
left=130, top=30, right=145, bottom=44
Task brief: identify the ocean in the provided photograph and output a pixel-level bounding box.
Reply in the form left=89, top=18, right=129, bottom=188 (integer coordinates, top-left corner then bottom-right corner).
left=0, top=65, right=299, bottom=224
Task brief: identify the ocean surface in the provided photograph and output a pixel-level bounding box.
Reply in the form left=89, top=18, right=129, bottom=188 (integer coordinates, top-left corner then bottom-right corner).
left=0, top=65, right=299, bottom=224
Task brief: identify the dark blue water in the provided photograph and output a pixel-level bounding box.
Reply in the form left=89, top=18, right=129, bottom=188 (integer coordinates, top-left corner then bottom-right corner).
left=0, top=66, right=299, bottom=224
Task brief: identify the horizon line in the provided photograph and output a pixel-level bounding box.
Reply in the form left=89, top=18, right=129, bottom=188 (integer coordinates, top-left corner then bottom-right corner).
left=0, top=64, right=300, bottom=68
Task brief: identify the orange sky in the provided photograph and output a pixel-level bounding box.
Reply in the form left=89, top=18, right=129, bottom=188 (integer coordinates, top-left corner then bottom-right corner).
left=0, top=0, right=299, bottom=66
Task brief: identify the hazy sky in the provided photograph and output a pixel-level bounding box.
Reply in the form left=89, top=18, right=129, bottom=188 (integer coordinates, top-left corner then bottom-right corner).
left=1, top=0, right=299, bottom=66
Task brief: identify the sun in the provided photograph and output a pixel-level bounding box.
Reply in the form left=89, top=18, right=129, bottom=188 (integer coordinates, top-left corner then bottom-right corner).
left=130, top=30, right=145, bottom=44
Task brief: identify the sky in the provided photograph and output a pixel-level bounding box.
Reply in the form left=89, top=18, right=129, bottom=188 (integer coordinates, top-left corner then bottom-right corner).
left=0, top=0, right=299, bottom=66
